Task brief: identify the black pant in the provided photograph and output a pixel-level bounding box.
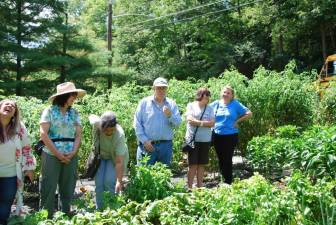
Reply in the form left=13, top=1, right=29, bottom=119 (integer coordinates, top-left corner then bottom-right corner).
left=213, top=133, right=238, bottom=184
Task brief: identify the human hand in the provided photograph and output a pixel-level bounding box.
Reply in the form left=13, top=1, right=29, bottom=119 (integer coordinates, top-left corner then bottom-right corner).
left=143, top=140, right=154, bottom=152
left=189, top=119, right=199, bottom=126
left=163, top=106, right=172, bottom=117
left=64, top=151, right=76, bottom=161
left=115, top=180, right=123, bottom=193
left=55, top=151, right=70, bottom=164
left=24, top=170, right=34, bottom=182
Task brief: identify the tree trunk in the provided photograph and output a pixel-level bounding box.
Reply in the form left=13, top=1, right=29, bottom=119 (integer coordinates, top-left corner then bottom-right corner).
left=107, top=2, right=112, bottom=89
left=320, top=24, right=327, bottom=60
left=15, top=0, right=22, bottom=96
left=60, top=13, right=68, bottom=83
left=278, top=34, right=284, bottom=54
left=295, top=38, right=300, bottom=59
left=330, top=28, right=335, bottom=51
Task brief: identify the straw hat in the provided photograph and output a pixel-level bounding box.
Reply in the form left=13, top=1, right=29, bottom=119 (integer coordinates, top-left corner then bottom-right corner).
left=48, top=82, right=86, bottom=102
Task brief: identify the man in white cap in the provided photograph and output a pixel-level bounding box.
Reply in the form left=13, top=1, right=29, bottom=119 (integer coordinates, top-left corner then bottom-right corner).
left=134, top=77, right=181, bottom=165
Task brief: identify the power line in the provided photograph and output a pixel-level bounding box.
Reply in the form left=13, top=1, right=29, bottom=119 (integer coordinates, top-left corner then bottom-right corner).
left=125, top=0, right=229, bottom=28
left=120, top=0, right=263, bottom=33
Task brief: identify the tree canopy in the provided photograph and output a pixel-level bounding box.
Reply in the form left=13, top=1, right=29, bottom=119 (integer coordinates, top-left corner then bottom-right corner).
left=0, top=0, right=335, bottom=96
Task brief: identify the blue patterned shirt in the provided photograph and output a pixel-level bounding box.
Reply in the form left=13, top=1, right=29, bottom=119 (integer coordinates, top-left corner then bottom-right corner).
left=40, top=105, right=81, bottom=154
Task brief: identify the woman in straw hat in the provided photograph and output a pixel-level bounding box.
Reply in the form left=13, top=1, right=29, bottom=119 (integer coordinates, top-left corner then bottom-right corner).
left=39, top=82, right=86, bottom=218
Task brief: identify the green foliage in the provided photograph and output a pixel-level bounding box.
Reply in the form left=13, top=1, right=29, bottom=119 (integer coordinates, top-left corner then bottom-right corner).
left=318, top=84, right=336, bottom=125
left=247, top=125, right=336, bottom=180
left=247, top=135, right=294, bottom=178
left=124, top=160, right=183, bottom=203
left=290, top=126, right=336, bottom=180
left=4, top=65, right=323, bottom=176
left=20, top=174, right=336, bottom=224
left=287, top=171, right=336, bottom=225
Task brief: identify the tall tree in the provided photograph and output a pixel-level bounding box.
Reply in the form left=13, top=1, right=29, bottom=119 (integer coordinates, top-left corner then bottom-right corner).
left=42, top=1, right=93, bottom=83
left=0, top=0, right=62, bottom=95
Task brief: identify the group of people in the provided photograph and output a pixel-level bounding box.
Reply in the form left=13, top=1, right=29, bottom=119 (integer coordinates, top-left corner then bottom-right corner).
left=134, top=77, right=252, bottom=189
left=0, top=77, right=251, bottom=223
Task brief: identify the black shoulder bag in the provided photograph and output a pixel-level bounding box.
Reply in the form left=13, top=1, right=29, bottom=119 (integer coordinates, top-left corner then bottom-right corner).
left=82, top=129, right=101, bottom=179
left=182, top=105, right=207, bottom=153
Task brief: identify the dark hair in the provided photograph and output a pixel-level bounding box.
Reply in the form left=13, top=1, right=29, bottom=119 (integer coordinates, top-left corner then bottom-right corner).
left=195, top=87, right=211, bottom=101
left=0, top=99, right=20, bottom=143
left=52, top=92, right=77, bottom=107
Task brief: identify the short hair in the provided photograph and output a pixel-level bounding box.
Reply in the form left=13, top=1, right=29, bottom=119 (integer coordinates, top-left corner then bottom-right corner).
left=52, top=92, right=77, bottom=107
left=195, top=87, right=211, bottom=101
left=0, top=99, right=20, bottom=143
left=100, top=111, right=117, bottom=129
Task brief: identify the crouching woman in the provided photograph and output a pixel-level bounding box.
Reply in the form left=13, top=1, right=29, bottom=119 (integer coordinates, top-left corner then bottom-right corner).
left=89, top=111, right=129, bottom=209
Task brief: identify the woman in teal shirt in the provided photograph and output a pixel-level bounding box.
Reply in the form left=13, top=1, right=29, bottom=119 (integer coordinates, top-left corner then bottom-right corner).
left=210, top=86, right=252, bottom=184
left=39, top=82, right=86, bottom=218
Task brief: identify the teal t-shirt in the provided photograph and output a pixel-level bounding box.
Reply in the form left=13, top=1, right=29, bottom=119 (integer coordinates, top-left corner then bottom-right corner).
left=210, top=99, right=248, bottom=135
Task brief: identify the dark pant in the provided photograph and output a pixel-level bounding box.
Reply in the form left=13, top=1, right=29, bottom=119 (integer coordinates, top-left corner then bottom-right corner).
left=213, top=133, right=238, bottom=184
left=40, top=152, right=78, bottom=218
left=0, top=176, right=17, bottom=225
left=188, top=142, right=211, bottom=165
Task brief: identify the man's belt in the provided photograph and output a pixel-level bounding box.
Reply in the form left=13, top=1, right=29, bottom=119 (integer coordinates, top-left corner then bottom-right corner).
left=139, top=140, right=171, bottom=145
left=151, top=140, right=171, bottom=144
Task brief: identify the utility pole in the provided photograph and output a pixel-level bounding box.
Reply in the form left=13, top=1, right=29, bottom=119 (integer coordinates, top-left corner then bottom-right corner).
left=107, top=0, right=113, bottom=89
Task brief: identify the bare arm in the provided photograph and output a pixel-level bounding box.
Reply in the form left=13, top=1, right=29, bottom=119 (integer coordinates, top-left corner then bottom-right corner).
left=187, top=115, right=215, bottom=128
left=234, top=111, right=252, bottom=128
left=65, top=125, right=81, bottom=160
left=115, top=155, right=124, bottom=193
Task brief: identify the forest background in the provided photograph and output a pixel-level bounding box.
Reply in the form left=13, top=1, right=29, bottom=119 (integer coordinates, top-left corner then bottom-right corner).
left=1, top=0, right=336, bottom=172
left=1, top=0, right=336, bottom=97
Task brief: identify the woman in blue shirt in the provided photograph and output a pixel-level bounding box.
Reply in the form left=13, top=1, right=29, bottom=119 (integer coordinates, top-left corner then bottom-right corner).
left=210, top=86, right=252, bottom=184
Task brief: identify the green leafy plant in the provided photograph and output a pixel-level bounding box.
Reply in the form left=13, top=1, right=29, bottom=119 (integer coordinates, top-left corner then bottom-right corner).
left=124, top=158, right=184, bottom=203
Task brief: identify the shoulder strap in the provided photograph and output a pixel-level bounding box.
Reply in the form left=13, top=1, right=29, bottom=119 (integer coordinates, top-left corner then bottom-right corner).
left=191, top=105, right=207, bottom=142
left=93, top=127, right=100, bottom=155
left=214, top=100, right=219, bottom=115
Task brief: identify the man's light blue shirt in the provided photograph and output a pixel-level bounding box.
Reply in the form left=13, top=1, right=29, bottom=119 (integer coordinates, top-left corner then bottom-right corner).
left=134, top=95, right=182, bottom=144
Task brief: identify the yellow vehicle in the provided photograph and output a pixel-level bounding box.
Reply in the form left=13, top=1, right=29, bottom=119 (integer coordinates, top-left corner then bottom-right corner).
left=318, top=54, right=336, bottom=88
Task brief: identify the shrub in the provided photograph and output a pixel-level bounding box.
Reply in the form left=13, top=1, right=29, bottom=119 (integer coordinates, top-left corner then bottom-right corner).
left=247, top=125, right=336, bottom=180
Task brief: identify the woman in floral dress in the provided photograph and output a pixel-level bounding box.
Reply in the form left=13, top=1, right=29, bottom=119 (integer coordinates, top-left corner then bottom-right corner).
left=0, top=99, right=36, bottom=225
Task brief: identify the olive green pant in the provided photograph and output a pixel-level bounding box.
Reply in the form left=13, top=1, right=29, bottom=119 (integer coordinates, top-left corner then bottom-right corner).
left=40, top=152, right=78, bottom=218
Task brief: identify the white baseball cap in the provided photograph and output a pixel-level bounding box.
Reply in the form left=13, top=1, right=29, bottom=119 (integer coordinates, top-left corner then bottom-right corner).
left=153, top=77, right=168, bottom=87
